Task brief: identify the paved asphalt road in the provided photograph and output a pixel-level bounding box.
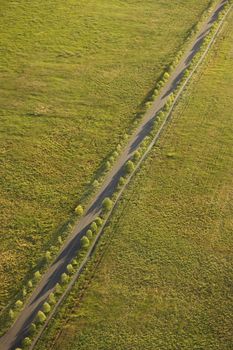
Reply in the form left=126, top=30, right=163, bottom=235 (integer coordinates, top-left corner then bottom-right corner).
left=0, top=1, right=229, bottom=349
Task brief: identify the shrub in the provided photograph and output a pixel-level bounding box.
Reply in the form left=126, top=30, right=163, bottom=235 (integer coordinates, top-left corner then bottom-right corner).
left=15, top=300, right=23, bottom=309
left=45, top=250, right=52, bottom=262
left=50, top=245, right=57, bottom=253
left=133, top=150, right=141, bottom=161
left=22, top=337, right=32, bottom=347
left=145, top=101, right=152, bottom=109
left=48, top=292, right=56, bottom=305
left=109, top=156, right=114, bottom=163
left=90, top=222, right=98, bottom=232
left=22, top=287, right=27, bottom=297
left=55, top=282, right=62, bottom=295
left=125, top=160, right=135, bottom=174
left=166, top=152, right=176, bottom=158
left=163, top=72, right=170, bottom=80
left=27, top=280, right=33, bottom=288
left=58, top=235, right=63, bottom=245
left=157, top=111, right=165, bottom=119
left=81, top=236, right=90, bottom=248
left=72, top=258, right=78, bottom=266
left=95, top=217, right=103, bottom=226
left=61, top=272, right=69, bottom=284
left=29, top=322, right=36, bottom=335
left=34, top=270, right=41, bottom=281
left=116, top=144, right=121, bottom=152
left=113, top=151, right=118, bottom=158
left=102, top=197, right=113, bottom=212
left=86, top=229, right=93, bottom=239
left=9, top=309, right=14, bottom=319
left=153, top=89, right=159, bottom=96
left=105, top=161, right=111, bottom=171
left=37, top=310, right=46, bottom=323
left=67, top=263, right=74, bottom=274
left=118, top=176, right=126, bottom=187
left=75, top=205, right=84, bottom=216
left=164, top=102, right=170, bottom=112
left=93, top=179, right=99, bottom=188
left=43, top=302, right=51, bottom=314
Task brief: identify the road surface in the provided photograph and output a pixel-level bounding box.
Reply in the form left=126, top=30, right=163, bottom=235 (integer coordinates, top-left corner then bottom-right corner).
left=0, top=1, right=229, bottom=349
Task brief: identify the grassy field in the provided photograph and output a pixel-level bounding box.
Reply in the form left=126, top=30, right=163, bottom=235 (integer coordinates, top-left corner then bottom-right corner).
left=0, top=0, right=215, bottom=316
left=35, top=8, right=233, bottom=350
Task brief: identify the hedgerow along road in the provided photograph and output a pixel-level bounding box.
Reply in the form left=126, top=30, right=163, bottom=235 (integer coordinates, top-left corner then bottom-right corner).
left=0, top=1, right=230, bottom=349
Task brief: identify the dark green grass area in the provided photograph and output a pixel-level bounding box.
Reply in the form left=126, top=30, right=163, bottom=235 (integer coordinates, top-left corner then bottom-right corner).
left=35, top=10, right=233, bottom=350
left=0, top=0, right=214, bottom=313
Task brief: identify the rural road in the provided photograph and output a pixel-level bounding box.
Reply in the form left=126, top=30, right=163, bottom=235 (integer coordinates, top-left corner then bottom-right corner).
left=0, top=1, right=229, bottom=349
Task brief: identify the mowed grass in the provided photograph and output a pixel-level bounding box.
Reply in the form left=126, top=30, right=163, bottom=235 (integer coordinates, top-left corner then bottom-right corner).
left=36, top=9, right=233, bottom=350
left=0, top=0, right=214, bottom=313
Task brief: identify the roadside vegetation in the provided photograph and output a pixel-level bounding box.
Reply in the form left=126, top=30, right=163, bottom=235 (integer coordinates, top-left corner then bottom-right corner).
left=35, top=9, right=233, bottom=350
left=0, top=0, right=216, bottom=328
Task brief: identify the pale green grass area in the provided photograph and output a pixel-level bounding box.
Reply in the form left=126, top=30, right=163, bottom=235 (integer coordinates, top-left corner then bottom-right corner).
left=36, top=10, right=233, bottom=350
left=0, top=0, right=213, bottom=313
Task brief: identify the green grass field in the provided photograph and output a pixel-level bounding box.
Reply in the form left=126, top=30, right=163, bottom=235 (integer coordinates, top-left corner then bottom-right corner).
left=35, top=8, right=233, bottom=350
left=0, top=0, right=215, bottom=317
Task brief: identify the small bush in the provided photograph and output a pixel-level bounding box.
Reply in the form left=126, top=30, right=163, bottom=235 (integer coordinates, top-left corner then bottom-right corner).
left=102, top=197, right=113, bottom=212
left=75, top=205, right=84, bottom=216
left=109, top=156, right=114, bottom=163
left=58, top=235, right=63, bottom=245
left=9, top=309, right=14, bottom=319
left=22, top=337, right=32, bottom=347
left=90, top=222, right=98, bottom=232
left=37, top=310, right=46, bottom=323
left=164, top=102, right=170, bottom=112
left=86, top=229, right=93, bottom=239
left=113, top=151, right=118, bottom=158
left=61, top=272, right=69, bottom=284
left=133, top=150, right=141, bottom=161
left=145, top=101, right=152, bottom=109
left=81, top=236, right=90, bottom=248
left=50, top=245, right=57, bottom=254
left=95, top=217, right=103, bottom=226
left=55, top=282, right=62, bottom=295
left=45, top=250, right=52, bottom=262
left=27, top=280, right=33, bottom=288
left=93, top=179, right=99, bottom=188
left=116, top=144, right=121, bottom=152
left=67, top=263, right=74, bottom=275
left=157, top=111, right=165, bottom=119
left=163, top=72, right=170, bottom=80
left=34, top=270, right=41, bottom=281
left=15, top=300, right=23, bottom=309
left=43, top=302, right=51, bottom=314
left=125, top=160, right=135, bottom=174
left=29, top=322, right=36, bottom=335
left=105, top=161, right=111, bottom=171
left=72, top=258, right=78, bottom=266
left=166, top=152, right=176, bottom=158
left=118, top=176, right=126, bottom=187
left=22, top=287, right=27, bottom=297
left=48, top=292, right=56, bottom=305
